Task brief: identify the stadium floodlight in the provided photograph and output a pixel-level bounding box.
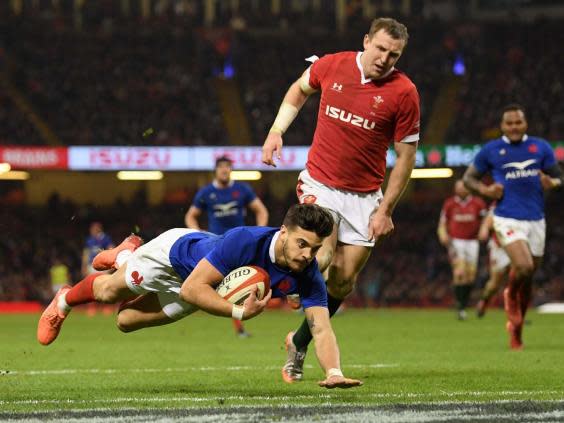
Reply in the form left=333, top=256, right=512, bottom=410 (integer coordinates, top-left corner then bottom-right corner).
left=0, top=170, right=30, bottom=180
left=0, top=163, right=11, bottom=174
left=116, top=171, right=164, bottom=180
left=410, top=168, right=454, bottom=179
left=230, top=171, right=262, bottom=181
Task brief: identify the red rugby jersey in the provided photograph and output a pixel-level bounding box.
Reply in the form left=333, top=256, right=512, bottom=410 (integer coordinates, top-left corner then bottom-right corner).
left=441, top=196, right=487, bottom=240
left=305, top=51, right=420, bottom=193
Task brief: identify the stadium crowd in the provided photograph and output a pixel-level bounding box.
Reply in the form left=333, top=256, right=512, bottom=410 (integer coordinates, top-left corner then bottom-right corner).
left=7, top=11, right=563, bottom=147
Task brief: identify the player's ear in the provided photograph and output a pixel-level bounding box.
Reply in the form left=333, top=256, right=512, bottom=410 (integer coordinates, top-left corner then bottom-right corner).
left=363, top=34, right=370, bottom=50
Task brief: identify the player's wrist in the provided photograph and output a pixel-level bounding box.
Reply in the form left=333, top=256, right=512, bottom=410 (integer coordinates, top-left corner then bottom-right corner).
left=326, top=368, right=343, bottom=378
left=231, top=305, right=245, bottom=320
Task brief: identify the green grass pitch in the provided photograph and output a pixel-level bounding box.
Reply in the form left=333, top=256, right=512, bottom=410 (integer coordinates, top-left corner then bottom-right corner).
left=1, top=309, right=563, bottom=420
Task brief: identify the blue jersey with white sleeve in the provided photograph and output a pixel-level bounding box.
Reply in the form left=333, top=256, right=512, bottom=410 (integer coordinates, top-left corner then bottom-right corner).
left=192, top=182, right=256, bottom=235
left=168, top=226, right=327, bottom=309
left=473, top=135, right=557, bottom=220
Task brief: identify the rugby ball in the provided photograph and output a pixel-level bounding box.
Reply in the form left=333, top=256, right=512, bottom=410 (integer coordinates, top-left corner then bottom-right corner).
left=216, top=266, right=271, bottom=305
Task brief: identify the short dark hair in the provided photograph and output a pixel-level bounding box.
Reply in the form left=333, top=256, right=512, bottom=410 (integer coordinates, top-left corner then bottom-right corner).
left=501, top=103, right=526, bottom=120
left=368, top=17, right=409, bottom=45
left=215, top=156, right=233, bottom=168
left=283, top=204, right=334, bottom=238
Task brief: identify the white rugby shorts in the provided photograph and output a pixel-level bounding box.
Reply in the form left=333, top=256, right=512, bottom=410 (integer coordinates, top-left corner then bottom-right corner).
left=487, top=239, right=511, bottom=272
left=493, top=216, right=546, bottom=257
left=124, top=228, right=199, bottom=320
left=296, top=169, right=382, bottom=246
left=448, top=238, right=479, bottom=266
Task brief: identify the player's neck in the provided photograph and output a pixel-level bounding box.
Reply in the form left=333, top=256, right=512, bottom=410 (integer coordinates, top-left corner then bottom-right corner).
left=213, top=179, right=232, bottom=189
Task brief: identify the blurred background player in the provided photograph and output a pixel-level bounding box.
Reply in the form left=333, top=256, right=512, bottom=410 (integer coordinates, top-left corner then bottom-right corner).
left=262, top=17, right=420, bottom=382
left=476, top=205, right=511, bottom=318
left=48, top=256, right=71, bottom=297
left=81, top=222, right=113, bottom=277
left=185, top=155, right=269, bottom=337
left=437, top=180, right=487, bottom=320
left=81, top=222, right=114, bottom=315
left=464, top=104, right=562, bottom=349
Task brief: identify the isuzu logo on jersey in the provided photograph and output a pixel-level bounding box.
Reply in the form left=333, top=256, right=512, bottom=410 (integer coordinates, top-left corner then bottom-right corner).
left=325, top=105, right=376, bottom=131
left=502, top=159, right=538, bottom=180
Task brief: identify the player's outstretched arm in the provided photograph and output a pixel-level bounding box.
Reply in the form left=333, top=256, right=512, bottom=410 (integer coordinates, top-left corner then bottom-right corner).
left=262, top=71, right=315, bottom=167
left=540, top=164, right=563, bottom=190
left=305, top=306, right=363, bottom=389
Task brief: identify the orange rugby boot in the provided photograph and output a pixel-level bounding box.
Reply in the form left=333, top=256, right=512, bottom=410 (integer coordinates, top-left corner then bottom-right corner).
left=92, top=234, right=143, bottom=271
left=281, top=331, right=307, bottom=383
left=37, top=285, right=71, bottom=345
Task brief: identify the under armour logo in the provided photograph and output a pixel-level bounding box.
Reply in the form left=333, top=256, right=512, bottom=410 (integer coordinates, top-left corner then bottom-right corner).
left=331, top=82, right=343, bottom=92
left=131, top=271, right=144, bottom=286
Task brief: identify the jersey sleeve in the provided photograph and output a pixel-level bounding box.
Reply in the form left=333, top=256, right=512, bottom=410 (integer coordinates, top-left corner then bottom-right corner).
left=241, top=183, right=257, bottom=206
left=393, top=86, right=421, bottom=143
left=192, top=187, right=207, bottom=211
left=204, top=228, right=256, bottom=276
left=541, top=140, right=557, bottom=170
left=472, top=145, right=491, bottom=174
left=308, top=54, right=334, bottom=91
left=298, top=266, right=328, bottom=309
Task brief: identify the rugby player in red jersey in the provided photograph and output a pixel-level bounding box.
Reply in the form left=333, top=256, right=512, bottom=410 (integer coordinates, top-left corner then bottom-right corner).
left=437, top=180, right=487, bottom=320
left=262, top=17, right=420, bottom=383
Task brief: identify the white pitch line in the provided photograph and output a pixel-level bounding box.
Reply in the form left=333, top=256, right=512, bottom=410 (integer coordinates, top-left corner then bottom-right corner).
left=1, top=391, right=562, bottom=406
left=0, top=363, right=398, bottom=377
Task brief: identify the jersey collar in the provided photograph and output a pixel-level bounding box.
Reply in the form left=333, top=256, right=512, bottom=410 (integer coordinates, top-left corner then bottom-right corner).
left=502, top=134, right=528, bottom=144
left=454, top=195, right=473, bottom=205
left=356, top=52, right=395, bottom=85
left=269, top=230, right=280, bottom=264
left=212, top=180, right=234, bottom=189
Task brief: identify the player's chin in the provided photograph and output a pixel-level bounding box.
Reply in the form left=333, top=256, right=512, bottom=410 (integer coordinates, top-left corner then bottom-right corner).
left=291, top=261, right=308, bottom=272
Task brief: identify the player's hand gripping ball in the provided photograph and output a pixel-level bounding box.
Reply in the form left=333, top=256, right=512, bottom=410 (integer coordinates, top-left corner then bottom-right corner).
left=216, top=266, right=271, bottom=305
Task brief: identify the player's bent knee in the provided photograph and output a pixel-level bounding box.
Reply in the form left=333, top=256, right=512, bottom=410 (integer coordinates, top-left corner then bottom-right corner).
left=513, top=262, right=534, bottom=279
left=116, top=311, right=142, bottom=333
left=328, top=276, right=356, bottom=299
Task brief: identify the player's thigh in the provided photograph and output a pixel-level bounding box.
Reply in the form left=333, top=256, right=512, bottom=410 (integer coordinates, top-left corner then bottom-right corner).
left=317, top=224, right=338, bottom=274
left=117, top=292, right=198, bottom=332
left=504, top=240, right=534, bottom=273
left=93, top=266, right=136, bottom=303
left=328, top=243, right=372, bottom=285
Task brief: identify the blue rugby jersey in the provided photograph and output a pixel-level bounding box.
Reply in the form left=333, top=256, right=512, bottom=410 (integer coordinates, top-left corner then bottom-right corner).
left=168, top=226, right=327, bottom=308
left=192, top=182, right=256, bottom=235
left=473, top=135, right=557, bottom=220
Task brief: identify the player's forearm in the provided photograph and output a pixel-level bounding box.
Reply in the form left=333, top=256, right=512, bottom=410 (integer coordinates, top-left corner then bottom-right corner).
left=312, top=326, right=341, bottom=374
left=179, top=284, right=231, bottom=318
left=378, top=148, right=415, bottom=216
left=255, top=208, right=269, bottom=226
left=185, top=215, right=200, bottom=230
left=437, top=223, right=448, bottom=242
left=269, top=81, right=309, bottom=135
left=462, top=167, right=486, bottom=196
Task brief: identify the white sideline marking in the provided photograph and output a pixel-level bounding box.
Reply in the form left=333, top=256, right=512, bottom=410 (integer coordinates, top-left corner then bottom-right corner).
left=4, top=402, right=564, bottom=423
left=1, top=391, right=562, bottom=406
left=0, top=363, right=398, bottom=377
